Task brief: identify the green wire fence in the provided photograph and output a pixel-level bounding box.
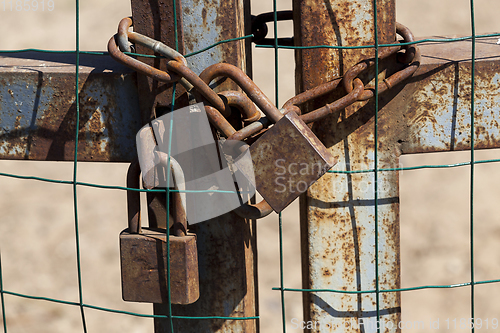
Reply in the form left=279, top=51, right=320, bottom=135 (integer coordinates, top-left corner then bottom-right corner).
left=0, top=0, right=500, bottom=332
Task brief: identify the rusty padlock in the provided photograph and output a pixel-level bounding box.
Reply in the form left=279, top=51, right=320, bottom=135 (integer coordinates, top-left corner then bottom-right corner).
left=245, top=110, right=335, bottom=212
left=197, top=63, right=337, bottom=212
left=120, top=158, right=199, bottom=304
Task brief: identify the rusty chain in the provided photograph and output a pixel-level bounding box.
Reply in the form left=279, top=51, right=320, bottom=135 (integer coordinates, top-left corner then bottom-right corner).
left=343, top=22, right=420, bottom=101
left=109, top=17, right=419, bottom=137
left=108, top=16, right=420, bottom=219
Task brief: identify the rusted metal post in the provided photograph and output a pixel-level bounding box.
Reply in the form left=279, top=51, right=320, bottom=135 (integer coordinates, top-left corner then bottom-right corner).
left=295, top=1, right=500, bottom=332
left=129, top=0, right=257, bottom=332
left=294, top=1, right=398, bottom=331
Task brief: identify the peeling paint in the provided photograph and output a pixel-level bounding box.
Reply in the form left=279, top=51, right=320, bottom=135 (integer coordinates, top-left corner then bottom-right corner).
left=296, top=2, right=499, bottom=332
left=0, top=52, right=141, bottom=161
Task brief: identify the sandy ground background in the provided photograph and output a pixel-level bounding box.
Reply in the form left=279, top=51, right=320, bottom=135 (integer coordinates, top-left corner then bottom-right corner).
left=1, top=0, right=500, bottom=332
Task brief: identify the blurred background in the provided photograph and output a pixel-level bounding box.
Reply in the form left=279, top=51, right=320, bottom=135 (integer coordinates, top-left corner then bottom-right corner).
left=0, top=0, right=499, bottom=332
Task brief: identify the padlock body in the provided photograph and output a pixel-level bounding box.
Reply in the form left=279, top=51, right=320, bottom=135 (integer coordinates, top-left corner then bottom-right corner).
left=120, top=228, right=199, bottom=304
left=248, top=111, right=336, bottom=212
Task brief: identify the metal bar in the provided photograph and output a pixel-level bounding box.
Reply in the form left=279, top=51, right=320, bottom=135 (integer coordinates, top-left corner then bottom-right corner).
left=295, top=1, right=500, bottom=333
left=129, top=0, right=188, bottom=266
left=181, top=0, right=249, bottom=77
left=1, top=39, right=495, bottom=163
left=0, top=52, right=141, bottom=162
left=396, top=37, right=500, bottom=153
left=294, top=1, right=400, bottom=332
left=127, top=0, right=258, bottom=332
left=130, top=0, right=187, bottom=122
left=165, top=1, right=257, bottom=328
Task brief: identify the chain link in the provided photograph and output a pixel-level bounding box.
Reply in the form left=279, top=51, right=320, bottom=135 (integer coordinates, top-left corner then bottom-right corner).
left=282, top=22, right=420, bottom=123
left=251, top=10, right=294, bottom=46
left=108, top=17, right=187, bottom=88
left=116, top=17, right=134, bottom=53
left=343, top=22, right=420, bottom=101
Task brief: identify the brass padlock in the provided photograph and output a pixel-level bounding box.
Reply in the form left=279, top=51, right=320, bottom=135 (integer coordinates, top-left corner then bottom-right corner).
left=120, top=158, right=199, bottom=304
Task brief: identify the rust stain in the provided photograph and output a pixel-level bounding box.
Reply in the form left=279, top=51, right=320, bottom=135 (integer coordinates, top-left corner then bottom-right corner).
left=296, top=16, right=499, bottom=333
left=201, top=7, right=207, bottom=26
left=127, top=0, right=258, bottom=331
left=397, top=39, right=500, bottom=154
left=130, top=0, right=187, bottom=121
left=296, top=0, right=402, bottom=331
left=0, top=54, right=141, bottom=162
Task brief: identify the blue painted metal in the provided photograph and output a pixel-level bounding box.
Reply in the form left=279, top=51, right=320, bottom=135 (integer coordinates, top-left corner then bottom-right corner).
left=0, top=52, right=141, bottom=161
left=294, top=1, right=401, bottom=331
left=402, top=38, right=500, bottom=153
left=182, top=0, right=224, bottom=75
left=182, top=0, right=247, bottom=79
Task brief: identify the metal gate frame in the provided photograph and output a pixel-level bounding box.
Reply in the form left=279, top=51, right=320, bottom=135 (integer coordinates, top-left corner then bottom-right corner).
left=295, top=1, right=500, bottom=332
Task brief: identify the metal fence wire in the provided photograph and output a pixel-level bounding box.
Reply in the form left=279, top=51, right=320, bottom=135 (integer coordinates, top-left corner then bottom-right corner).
left=1, top=0, right=500, bottom=332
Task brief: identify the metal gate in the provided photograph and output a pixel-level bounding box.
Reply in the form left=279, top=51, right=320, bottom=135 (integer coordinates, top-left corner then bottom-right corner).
left=0, top=0, right=500, bottom=332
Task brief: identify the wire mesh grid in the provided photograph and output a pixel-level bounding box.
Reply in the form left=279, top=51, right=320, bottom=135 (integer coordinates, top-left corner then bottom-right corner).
left=1, top=0, right=500, bottom=332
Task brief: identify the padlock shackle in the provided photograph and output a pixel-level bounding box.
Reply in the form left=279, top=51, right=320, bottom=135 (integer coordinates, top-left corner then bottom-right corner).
left=204, top=105, right=237, bottom=138
left=156, top=153, right=188, bottom=237
left=234, top=198, right=273, bottom=219
left=110, top=17, right=194, bottom=92
left=203, top=104, right=274, bottom=218
left=227, top=116, right=271, bottom=142
left=199, top=63, right=283, bottom=124
left=203, top=98, right=264, bottom=141
left=127, top=156, right=189, bottom=235
left=127, top=158, right=142, bottom=234
left=219, top=90, right=261, bottom=123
